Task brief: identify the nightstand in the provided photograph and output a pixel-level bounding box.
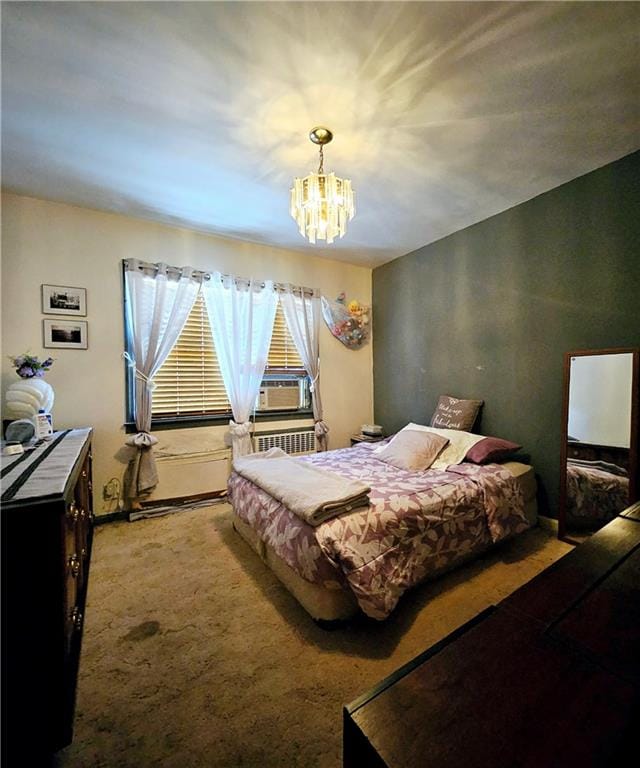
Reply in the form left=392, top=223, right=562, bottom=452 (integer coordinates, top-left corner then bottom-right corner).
left=350, top=433, right=385, bottom=446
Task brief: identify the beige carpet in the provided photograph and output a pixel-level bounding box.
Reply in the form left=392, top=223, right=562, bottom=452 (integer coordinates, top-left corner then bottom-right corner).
left=55, top=503, right=572, bottom=768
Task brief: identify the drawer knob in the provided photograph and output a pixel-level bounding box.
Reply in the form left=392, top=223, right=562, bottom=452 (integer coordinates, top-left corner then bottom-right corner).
left=68, top=553, right=80, bottom=577
left=66, top=503, right=79, bottom=523
left=71, top=606, right=83, bottom=631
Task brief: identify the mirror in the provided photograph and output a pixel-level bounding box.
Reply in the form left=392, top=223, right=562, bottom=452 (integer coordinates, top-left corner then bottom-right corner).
left=559, top=348, right=639, bottom=541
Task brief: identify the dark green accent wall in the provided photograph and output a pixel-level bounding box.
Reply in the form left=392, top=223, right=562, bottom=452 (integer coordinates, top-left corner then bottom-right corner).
left=373, top=151, right=640, bottom=516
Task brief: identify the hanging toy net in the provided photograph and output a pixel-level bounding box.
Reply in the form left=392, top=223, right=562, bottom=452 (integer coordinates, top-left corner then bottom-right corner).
left=321, top=294, right=370, bottom=349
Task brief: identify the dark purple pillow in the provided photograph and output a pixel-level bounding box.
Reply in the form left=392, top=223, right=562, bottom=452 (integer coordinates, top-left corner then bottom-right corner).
left=464, top=436, right=521, bottom=464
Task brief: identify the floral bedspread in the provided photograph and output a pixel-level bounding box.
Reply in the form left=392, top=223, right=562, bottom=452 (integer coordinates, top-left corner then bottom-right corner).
left=228, top=443, right=529, bottom=619
left=567, top=461, right=629, bottom=523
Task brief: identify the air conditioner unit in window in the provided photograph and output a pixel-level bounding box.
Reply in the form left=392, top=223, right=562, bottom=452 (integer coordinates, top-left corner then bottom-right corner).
left=256, top=377, right=308, bottom=411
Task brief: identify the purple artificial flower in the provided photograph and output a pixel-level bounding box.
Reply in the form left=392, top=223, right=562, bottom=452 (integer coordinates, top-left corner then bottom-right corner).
left=10, top=353, right=54, bottom=377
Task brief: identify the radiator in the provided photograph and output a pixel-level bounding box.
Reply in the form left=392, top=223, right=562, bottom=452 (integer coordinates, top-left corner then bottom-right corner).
left=255, top=429, right=316, bottom=455
left=145, top=449, right=231, bottom=503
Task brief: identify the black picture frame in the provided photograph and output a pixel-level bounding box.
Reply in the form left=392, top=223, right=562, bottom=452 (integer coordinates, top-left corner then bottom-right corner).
left=43, top=318, right=89, bottom=349
left=41, top=284, right=87, bottom=316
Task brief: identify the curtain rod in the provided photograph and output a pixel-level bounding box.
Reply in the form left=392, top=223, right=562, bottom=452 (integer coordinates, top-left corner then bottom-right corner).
left=123, top=258, right=316, bottom=297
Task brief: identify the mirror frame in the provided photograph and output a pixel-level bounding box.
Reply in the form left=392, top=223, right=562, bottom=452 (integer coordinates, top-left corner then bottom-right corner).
left=558, top=347, right=639, bottom=541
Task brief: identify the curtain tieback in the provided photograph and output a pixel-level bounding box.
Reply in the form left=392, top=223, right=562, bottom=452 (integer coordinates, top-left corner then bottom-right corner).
left=126, top=431, right=159, bottom=449
left=309, top=373, right=319, bottom=393
left=122, top=352, right=157, bottom=392
left=314, top=420, right=329, bottom=438
left=229, top=421, right=252, bottom=438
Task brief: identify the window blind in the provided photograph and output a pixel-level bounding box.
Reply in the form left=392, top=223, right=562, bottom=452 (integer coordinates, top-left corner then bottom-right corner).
left=267, top=303, right=305, bottom=371
left=152, top=293, right=230, bottom=416
left=151, top=294, right=305, bottom=418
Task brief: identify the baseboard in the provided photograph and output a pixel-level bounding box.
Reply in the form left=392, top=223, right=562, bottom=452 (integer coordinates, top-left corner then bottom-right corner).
left=129, top=490, right=228, bottom=522
left=95, top=491, right=227, bottom=525
left=537, top=515, right=559, bottom=534
left=94, top=509, right=128, bottom=525
left=139, top=489, right=227, bottom=508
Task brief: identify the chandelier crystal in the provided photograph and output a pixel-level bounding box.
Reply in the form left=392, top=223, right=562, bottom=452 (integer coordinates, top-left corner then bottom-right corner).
left=290, top=127, right=355, bottom=245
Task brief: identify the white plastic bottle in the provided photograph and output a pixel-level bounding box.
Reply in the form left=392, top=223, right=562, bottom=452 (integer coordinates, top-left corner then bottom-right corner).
left=35, top=408, right=53, bottom=439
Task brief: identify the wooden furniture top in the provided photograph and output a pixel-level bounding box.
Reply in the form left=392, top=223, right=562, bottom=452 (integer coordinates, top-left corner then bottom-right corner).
left=620, top=500, right=640, bottom=520
left=350, top=433, right=386, bottom=444
left=0, top=428, right=92, bottom=509
left=345, top=505, right=640, bottom=768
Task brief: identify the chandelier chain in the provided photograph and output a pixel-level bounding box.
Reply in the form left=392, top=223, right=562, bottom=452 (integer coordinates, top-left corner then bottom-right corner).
left=318, top=145, right=324, bottom=174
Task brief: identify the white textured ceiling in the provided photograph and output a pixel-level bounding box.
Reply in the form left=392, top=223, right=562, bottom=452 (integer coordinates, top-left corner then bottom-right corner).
left=2, top=1, right=639, bottom=267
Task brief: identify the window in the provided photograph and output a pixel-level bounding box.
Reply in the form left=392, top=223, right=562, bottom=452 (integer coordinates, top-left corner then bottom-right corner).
left=266, top=303, right=305, bottom=372
left=149, top=292, right=308, bottom=421
left=152, top=293, right=229, bottom=417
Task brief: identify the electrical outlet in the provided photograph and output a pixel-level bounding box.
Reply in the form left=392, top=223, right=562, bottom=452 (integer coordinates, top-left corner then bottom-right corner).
left=103, top=478, right=120, bottom=501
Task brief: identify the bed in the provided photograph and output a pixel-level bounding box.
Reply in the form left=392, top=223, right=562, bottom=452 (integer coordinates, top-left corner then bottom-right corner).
left=228, top=439, right=537, bottom=622
left=566, top=458, right=629, bottom=526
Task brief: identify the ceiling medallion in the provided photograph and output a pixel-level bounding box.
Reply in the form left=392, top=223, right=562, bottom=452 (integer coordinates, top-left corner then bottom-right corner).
left=290, top=126, right=355, bottom=245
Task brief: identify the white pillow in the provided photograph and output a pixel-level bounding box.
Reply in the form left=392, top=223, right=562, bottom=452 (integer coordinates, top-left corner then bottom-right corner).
left=374, top=429, right=449, bottom=472
left=375, top=423, right=484, bottom=469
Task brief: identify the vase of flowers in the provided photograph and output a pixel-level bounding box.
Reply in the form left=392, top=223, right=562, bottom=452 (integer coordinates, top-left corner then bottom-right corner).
left=11, top=354, right=54, bottom=379
left=5, top=354, right=55, bottom=421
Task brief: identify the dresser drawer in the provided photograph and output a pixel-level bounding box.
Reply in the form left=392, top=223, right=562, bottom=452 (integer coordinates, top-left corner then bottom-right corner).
left=1, top=428, right=94, bottom=759
left=63, top=503, right=81, bottom=646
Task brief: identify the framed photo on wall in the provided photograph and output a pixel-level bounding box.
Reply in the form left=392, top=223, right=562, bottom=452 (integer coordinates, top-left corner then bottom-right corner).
left=43, top=319, right=88, bottom=349
left=41, top=284, right=87, bottom=316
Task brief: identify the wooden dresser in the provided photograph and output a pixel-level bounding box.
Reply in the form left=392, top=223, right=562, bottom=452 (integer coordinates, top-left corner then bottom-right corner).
left=1, top=428, right=94, bottom=764
left=566, top=439, right=630, bottom=471
left=344, top=502, right=640, bottom=767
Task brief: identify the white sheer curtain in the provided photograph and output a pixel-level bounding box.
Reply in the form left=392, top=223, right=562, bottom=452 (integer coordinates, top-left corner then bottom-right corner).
left=279, top=286, right=329, bottom=451
left=202, top=272, right=277, bottom=459
left=122, top=259, right=201, bottom=508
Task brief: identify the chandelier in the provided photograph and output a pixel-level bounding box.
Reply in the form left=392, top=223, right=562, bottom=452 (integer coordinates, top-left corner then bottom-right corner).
left=290, top=127, right=355, bottom=244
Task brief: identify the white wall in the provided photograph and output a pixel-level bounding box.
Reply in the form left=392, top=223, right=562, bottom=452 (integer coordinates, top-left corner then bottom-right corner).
left=568, top=353, right=633, bottom=447
left=1, top=193, right=373, bottom=515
